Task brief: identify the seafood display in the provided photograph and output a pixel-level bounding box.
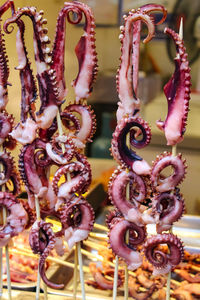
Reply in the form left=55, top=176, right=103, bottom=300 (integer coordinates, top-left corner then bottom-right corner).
left=1, top=0, right=97, bottom=293
left=0, top=0, right=197, bottom=299
left=107, top=3, right=191, bottom=292
left=0, top=0, right=28, bottom=249
left=86, top=241, right=200, bottom=300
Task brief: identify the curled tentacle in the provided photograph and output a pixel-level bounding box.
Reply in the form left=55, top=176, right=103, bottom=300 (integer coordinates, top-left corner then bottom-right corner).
left=108, top=166, right=147, bottom=224
left=116, top=11, right=155, bottom=121
left=152, top=189, right=185, bottom=233
left=143, top=233, right=184, bottom=275
left=4, top=168, right=21, bottom=196
left=0, top=151, right=15, bottom=185
left=156, top=28, right=191, bottom=146
left=46, top=134, right=75, bottom=164
left=29, top=220, right=64, bottom=289
left=151, top=152, right=187, bottom=192
left=111, top=116, right=151, bottom=175
left=4, top=7, right=61, bottom=129
left=87, top=263, right=123, bottom=290
left=52, top=155, right=91, bottom=209
left=0, top=192, right=28, bottom=247
left=19, top=199, right=36, bottom=229
left=52, top=1, right=98, bottom=102
left=128, top=276, right=156, bottom=300
left=61, top=104, right=96, bottom=148
left=19, top=138, right=53, bottom=208
left=61, top=196, right=95, bottom=249
left=106, top=209, right=123, bottom=229
left=108, top=217, right=145, bottom=270
left=0, top=111, right=14, bottom=145
left=40, top=207, right=66, bottom=256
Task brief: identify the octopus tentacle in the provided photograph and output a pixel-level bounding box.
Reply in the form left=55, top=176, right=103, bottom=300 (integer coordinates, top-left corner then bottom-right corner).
left=4, top=168, right=21, bottom=196
left=61, top=196, right=95, bottom=249
left=151, top=152, right=187, bottom=192
left=108, top=217, right=145, bottom=270
left=9, top=18, right=38, bottom=145
left=131, top=4, right=167, bottom=95
left=143, top=233, right=184, bottom=275
left=0, top=151, right=15, bottom=185
left=116, top=11, right=155, bottom=121
left=152, top=189, right=185, bottom=233
left=0, top=111, right=14, bottom=145
left=40, top=207, right=66, bottom=256
left=108, top=166, right=147, bottom=224
left=29, top=220, right=64, bottom=289
left=156, top=28, right=191, bottom=146
left=15, top=19, right=37, bottom=123
left=18, top=138, right=53, bottom=207
left=0, top=192, right=28, bottom=245
left=111, top=116, right=151, bottom=175
left=106, top=209, right=123, bottom=229
left=0, top=0, right=14, bottom=111
left=129, top=278, right=156, bottom=300
left=46, top=134, right=75, bottom=165
left=52, top=159, right=91, bottom=209
left=19, top=198, right=36, bottom=229
left=52, top=1, right=98, bottom=102
left=4, top=7, right=61, bottom=129
left=88, top=263, right=123, bottom=290
left=62, top=104, right=96, bottom=148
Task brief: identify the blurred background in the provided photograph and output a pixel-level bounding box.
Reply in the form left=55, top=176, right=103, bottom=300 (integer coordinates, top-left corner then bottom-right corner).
left=2, top=0, right=200, bottom=214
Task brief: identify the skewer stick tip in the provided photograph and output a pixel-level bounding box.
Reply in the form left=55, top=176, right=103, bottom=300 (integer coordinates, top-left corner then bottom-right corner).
left=179, top=17, right=183, bottom=40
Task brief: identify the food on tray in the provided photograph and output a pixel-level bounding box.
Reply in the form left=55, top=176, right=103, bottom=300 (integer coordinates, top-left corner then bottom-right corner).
left=86, top=242, right=200, bottom=299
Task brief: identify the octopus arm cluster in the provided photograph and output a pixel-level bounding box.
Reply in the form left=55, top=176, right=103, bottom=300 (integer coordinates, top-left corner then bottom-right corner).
left=105, top=3, right=191, bottom=284
left=0, top=0, right=98, bottom=289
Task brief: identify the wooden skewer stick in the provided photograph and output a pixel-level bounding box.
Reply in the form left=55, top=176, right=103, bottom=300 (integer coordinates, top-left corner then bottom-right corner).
left=56, top=111, right=86, bottom=300
left=9, top=248, right=90, bottom=273
left=93, top=223, right=109, bottom=232
left=0, top=248, right=3, bottom=299
left=166, top=18, right=183, bottom=300
left=112, top=255, right=119, bottom=300
left=124, top=134, right=130, bottom=300
left=73, top=244, right=78, bottom=300
left=34, top=195, right=43, bottom=300
left=89, top=232, right=108, bottom=240
left=3, top=209, right=12, bottom=300
left=0, top=147, right=12, bottom=300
